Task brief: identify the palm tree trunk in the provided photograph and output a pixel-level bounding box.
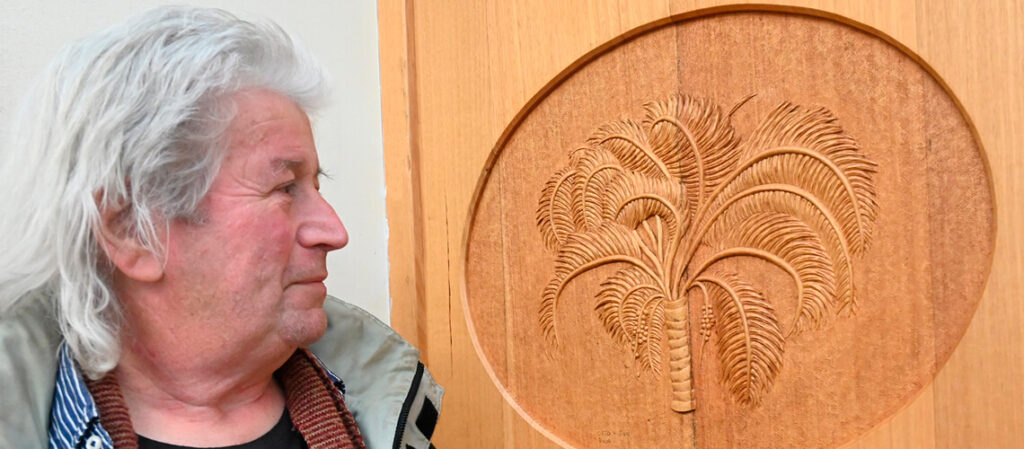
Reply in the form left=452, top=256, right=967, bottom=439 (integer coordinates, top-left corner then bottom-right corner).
left=665, top=299, right=695, bottom=412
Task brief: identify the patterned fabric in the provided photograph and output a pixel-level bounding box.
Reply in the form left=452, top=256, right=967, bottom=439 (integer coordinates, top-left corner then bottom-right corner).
left=86, top=373, right=136, bottom=449
left=48, top=344, right=112, bottom=449
left=279, top=350, right=364, bottom=449
left=47, top=345, right=360, bottom=449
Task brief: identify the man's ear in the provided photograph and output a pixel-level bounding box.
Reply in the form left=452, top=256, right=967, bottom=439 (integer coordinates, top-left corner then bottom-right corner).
left=95, top=203, right=164, bottom=283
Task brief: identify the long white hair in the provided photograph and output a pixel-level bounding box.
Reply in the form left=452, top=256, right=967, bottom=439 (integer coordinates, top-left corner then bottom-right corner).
left=0, top=6, right=328, bottom=379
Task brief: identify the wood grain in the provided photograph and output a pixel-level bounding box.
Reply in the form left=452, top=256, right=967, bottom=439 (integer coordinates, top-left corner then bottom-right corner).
left=379, top=1, right=1023, bottom=448
left=379, top=0, right=422, bottom=349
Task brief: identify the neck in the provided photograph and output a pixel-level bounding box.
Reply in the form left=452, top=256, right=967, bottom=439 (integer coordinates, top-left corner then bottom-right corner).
left=115, top=337, right=292, bottom=446
left=109, top=275, right=300, bottom=445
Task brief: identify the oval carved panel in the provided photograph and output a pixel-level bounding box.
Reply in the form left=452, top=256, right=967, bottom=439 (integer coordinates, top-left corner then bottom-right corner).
left=463, top=8, right=994, bottom=449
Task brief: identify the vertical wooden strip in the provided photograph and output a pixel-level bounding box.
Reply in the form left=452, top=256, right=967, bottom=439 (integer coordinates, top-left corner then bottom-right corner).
left=414, top=1, right=513, bottom=446
left=380, top=0, right=427, bottom=352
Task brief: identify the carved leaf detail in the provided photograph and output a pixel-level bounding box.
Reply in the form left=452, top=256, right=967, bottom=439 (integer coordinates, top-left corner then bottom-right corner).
left=697, top=271, right=784, bottom=407
left=570, top=148, right=625, bottom=232
left=537, top=167, right=579, bottom=250
left=597, top=266, right=667, bottom=374
left=704, top=191, right=856, bottom=327
left=601, top=171, right=687, bottom=239
left=725, top=103, right=879, bottom=256
left=692, top=102, right=877, bottom=316
left=589, top=119, right=671, bottom=179
left=701, top=212, right=838, bottom=334
left=540, top=222, right=649, bottom=345
left=643, top=95, right=741, bottom=218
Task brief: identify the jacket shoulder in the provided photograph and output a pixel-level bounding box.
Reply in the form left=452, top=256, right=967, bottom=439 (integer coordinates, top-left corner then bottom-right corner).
left=0, top=295, right=63, bottom=449
left=311, top=296, right=443, bottom=449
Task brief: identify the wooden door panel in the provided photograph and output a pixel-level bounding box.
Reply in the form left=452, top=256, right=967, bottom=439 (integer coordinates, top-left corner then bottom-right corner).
left=380, top=1, right=1023, bottom=448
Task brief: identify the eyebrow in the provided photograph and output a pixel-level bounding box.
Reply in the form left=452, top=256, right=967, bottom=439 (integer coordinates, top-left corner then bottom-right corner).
left=269, top=158, right=330, bottom=183
left=271, top=158, right=303, bottom=174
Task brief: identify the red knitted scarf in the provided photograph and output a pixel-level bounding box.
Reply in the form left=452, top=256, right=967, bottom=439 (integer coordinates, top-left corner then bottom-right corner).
left=85, top=348, right=366, bottom=449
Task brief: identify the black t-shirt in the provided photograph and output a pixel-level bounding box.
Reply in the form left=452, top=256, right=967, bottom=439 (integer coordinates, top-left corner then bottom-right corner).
left=136, top=410, right=308, bottom=449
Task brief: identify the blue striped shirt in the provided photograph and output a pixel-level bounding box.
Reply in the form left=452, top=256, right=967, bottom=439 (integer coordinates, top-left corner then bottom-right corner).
left=47, top=344, right=343, bottom=449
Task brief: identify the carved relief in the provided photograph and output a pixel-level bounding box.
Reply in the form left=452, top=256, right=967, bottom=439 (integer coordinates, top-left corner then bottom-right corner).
left=536, top=94, right=879, bottom=411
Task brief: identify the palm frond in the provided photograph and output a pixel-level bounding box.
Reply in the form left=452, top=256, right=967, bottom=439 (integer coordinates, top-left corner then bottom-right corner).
left=723, top=103, right=878, bottom=256
left=588, top=119, right=671, bottom=179
left=703, top=189, right=857, bottom=318
left=540, top=223, right=652, bottom=345
left=696, top=271, right=784, bottom=406
left=597, top=266, right=667, bottom=374
left=600, top=171, right=686, bottom=239
left=537, top=166, right=579, bottom=250
left=700, top=212, right=838, bottom=334
left=643, top=95, right=741, bottom=219
left=568, top=148, right=625, bottom=232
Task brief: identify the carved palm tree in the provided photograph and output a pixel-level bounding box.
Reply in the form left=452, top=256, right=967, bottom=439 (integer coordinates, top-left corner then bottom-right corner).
left=536, top=94, right=878, bottom=411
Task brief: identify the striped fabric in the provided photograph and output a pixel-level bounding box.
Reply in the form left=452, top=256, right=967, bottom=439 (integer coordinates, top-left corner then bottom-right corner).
left=47, top=344, right=346, bottom=449
left=48, top=344, right=112, bottom=449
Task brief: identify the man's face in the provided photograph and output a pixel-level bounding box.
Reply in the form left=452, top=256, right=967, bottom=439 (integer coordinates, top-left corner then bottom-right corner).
left=143, top=89, right=347, bottom=359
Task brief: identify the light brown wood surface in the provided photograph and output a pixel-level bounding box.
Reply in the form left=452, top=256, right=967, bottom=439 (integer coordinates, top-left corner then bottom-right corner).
left=379, top=1, right=1023, bottom=448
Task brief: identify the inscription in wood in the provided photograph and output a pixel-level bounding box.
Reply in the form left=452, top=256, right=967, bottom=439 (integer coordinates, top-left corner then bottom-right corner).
left=536, top=94, right=878, bottom=411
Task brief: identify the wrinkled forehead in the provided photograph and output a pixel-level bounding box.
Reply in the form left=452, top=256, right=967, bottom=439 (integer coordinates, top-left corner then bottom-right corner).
left=222, top=90, right=318, bottom=167
left=225, top=89, right=313, bottom=145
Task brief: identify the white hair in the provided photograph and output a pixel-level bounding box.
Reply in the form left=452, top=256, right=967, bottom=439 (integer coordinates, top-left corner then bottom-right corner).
left=0, top=6, right=329, bottom=379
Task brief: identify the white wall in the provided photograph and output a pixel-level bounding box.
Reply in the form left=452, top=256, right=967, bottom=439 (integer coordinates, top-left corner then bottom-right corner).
left=0, top=1, right=391, bottom=322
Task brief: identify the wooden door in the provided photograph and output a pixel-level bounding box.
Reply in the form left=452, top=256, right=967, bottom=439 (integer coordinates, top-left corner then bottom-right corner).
left=378, top=1, right=1023, bottom=448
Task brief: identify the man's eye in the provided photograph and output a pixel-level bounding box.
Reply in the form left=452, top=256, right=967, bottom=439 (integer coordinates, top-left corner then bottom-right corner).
left=277, top=183, right=298, bottom=196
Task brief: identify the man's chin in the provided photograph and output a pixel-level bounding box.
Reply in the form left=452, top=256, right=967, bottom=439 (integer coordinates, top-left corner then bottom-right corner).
left=280, top=307, right=328, bottom=347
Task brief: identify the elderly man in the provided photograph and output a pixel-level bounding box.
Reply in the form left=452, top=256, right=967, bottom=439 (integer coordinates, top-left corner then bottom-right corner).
left=0, top=7, right=441, bottom=449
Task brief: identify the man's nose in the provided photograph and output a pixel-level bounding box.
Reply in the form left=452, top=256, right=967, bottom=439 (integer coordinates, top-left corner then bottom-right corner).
left=298, top=193, right=348, bottom=251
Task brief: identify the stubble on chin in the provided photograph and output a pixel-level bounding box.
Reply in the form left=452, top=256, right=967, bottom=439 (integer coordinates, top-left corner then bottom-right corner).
left=279, top=307, right=328, bottom=348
